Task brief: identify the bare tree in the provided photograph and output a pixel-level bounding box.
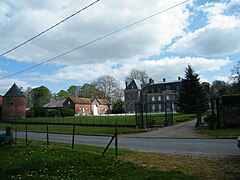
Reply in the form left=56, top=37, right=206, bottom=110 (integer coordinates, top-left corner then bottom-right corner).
left=92, top=75, right=123, bottom=102
left=231, top=60, right=240, bottom=85
left=22, top=87, right=33, bottom=107
left=125, top=69, right=149, bottom=84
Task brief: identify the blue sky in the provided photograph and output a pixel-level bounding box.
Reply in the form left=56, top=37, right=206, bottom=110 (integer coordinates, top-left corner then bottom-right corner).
left=0, top=0, right=240, bottom=94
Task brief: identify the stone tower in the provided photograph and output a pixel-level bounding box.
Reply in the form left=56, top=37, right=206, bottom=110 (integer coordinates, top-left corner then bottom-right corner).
left=2, top=83, right=26, bottom=120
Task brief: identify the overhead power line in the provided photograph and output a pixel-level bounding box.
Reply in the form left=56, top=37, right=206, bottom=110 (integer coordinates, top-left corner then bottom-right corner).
left=0, top=0, right=100, bottom=56
left=0, top=0, right=189, bottom=80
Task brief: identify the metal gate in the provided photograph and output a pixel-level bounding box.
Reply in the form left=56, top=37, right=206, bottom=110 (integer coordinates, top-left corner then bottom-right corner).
left=135, top=102, right=173, bottom=128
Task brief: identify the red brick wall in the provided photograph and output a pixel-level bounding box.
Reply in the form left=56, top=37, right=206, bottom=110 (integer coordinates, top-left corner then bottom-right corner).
left=2, top=97, right=26, bottom=120
left=75, top=104, right=91, bottom=115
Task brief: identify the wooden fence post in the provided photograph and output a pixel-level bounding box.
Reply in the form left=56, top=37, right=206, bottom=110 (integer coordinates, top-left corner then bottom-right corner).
left=47, top=125, right=49, bottom=146
left=15, top=124, right=17, bottom=144
left=72, top=125, right=75, bottom=149
left=115, top=124, right=118, bottom=158
left=25, top=124, right=28, bottom=146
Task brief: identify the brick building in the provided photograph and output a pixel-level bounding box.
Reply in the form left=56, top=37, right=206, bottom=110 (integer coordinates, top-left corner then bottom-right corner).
left=2, top=83, right=26, bottom=120
left=124, top=78, right=181, bottom=113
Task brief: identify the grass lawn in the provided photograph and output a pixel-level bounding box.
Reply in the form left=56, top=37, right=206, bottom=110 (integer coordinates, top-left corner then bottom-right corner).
left=198, top=126, right=240, bottom=138
left=0, top=140, right=194, bottom=179
left=0, top=124, right=147, bottom=135
left=0, top=113, right=196, bottom=135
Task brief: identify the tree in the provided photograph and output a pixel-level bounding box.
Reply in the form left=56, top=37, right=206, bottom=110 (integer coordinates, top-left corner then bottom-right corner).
left=176, top=65, right=208, bottom=113
left=231, top=60, right=240, bottom=93
left=56, top=90, right=69, bottom=99
left=112, top=99, right=125, bottom=114
left=92, top=75, right=123, bottom=102
left=31, top=86, right=52, bottom=107
left=126, top=69, right=149, bottom=84
left=231, top=60, right=240, bottom=85
left=23, top=87, right=33, bottom=108
left=211, top=80, right=231, bottom=96
left=67, top=85, right=81, bottom=97
left=79, top=83, right=104, bottom=98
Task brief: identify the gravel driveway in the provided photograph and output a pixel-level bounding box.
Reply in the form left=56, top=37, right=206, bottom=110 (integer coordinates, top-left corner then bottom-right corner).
left=123, top=119, right=202, bottom=138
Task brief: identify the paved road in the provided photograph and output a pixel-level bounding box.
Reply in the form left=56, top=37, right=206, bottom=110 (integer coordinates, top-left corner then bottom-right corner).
left=124, top=120, right=201, bottom=138
left=13, top=131, right=240, bottom=156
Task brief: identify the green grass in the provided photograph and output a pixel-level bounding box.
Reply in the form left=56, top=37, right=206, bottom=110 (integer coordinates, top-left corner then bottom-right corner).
left=0, top=124, right=146, bottom=135
left=198, top=127, right=240, bottom=138
left=0, top=140, right=195, bottom=179
left=11, top=115, right=136, bottom=126
left=0, top=113, right=197, bottom=135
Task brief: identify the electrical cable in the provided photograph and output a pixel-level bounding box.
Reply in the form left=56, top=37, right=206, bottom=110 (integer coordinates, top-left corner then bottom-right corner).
left=0, top=0, right=189, bottom=80
left=0, top=0, right=100, bottom=56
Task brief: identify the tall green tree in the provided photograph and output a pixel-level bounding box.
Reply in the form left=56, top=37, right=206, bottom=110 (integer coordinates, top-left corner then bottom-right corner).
left=67, top=85, right=81, bottom=97
left=79, top=83, right=104, bottom=98
left=31, top=86, right=52, bottom=107
left=112, top=99, right=125, bottom=114
left=176, top=65, right=208, bottom=113
left=56, top=90, right=69, bottom=99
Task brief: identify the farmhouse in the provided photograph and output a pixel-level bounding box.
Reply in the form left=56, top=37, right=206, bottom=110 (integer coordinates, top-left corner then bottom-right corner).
left=62, top=97, right=111, bottom=115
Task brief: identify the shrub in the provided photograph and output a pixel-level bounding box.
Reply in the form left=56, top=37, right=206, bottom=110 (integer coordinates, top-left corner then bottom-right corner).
left=58, top=108, right=75, bottom=117
left=26, top=108, right=35, bottom=118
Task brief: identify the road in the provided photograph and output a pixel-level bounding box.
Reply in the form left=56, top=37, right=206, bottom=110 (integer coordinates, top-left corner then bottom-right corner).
left=13, top=131, right=240, bottom=156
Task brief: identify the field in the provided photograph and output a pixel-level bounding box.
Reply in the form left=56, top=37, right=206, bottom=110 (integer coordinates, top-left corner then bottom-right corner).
left=0, top=140, right=194, bottom=179
left=0, top=113, right=196, bottom=135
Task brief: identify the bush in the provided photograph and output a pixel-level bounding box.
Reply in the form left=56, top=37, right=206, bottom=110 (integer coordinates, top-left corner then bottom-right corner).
left=26, top=108, right=35, bottom=118
left=204, top=114, right=216, bottom=130
left=58, top=108, right=75, bottom=117
left=48, top=110, right=60, bottom=117
left=33, top=107, right=49, bottom=117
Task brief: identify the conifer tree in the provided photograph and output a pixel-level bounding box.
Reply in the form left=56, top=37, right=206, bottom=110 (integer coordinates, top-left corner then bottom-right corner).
left=176, top=65, right=208, bottom=113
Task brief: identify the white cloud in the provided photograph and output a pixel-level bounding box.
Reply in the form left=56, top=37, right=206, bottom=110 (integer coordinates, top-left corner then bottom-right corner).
left=0, top=0, right=190, bottom=65
left=213, top=75, right=231, bottom=83
left=170, top=1, right=240, bottom=56
left=0, top=78, right=32, bottom=95
left=24, top=56, right=230, bottom=88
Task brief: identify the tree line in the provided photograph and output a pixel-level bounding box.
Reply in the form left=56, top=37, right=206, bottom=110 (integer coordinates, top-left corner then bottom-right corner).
left=21, top=61, right=240, bottom=114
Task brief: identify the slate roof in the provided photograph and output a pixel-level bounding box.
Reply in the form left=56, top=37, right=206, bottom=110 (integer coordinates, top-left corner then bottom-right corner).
left=43, top=99, right=65, bottom=108
left=142, top=81, right=182, bottom=93
left=126, top=79, right=144, bottom=90
left=4, top=83, right=25, bottom=97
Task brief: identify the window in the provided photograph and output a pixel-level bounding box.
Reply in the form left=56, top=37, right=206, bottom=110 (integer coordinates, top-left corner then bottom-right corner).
left=152, top=96, right=155, bottom=101
left=152, top=104, right=155, bottom=110
left=166, top=95, right=170, bottom=101
left=10, top=102, right=14, bottom=106
left=166, top=86, right=170, bottom=90
left=158, top=104, right=161, bottom=110
left=68, top=101, right=71, bottom=105
left=158, top=96, right=161, bottom=101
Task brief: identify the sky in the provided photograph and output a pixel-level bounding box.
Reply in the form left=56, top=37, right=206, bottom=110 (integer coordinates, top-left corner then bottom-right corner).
left=0, top=0, right=240, bottom=95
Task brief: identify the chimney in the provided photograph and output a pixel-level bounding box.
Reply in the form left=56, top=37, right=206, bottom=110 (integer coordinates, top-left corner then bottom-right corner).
left=125, top=81, right=128, bottom=89
left=178, top=76, right=181, bottom=81
left=149, top=78, right=154, bottom=84
left=163, top=78, right=166, bottom=82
